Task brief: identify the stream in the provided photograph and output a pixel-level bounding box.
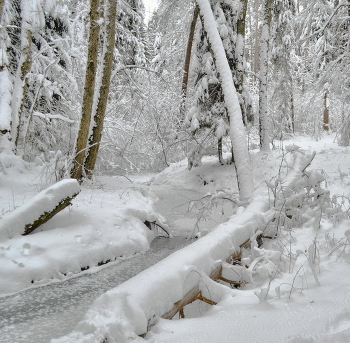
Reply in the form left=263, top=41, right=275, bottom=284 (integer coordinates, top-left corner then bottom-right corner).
left=0, top=184, right=222, bottom=343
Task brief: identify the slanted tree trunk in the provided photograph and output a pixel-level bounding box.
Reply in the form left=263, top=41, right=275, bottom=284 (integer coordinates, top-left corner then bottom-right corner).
left=71, top=0, right=101, bottom=181
left=0, top=179, right=80, bottom=239
left=180, top=5, right=199, bottom=117
left=196, top=0, right=254, bottom=200
left=84, top=0, right=117, bottom=178
left=11, top=1, right=33, bottom=151
left=258, top=0, right=273, bottom=151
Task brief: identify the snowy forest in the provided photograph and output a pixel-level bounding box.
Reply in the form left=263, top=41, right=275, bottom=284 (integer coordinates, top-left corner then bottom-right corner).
left=1, top=0, right=350, bottom=342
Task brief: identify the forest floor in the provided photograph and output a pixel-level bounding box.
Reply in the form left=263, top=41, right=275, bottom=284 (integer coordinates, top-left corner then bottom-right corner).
left=1, top=133, right=350, bottom=342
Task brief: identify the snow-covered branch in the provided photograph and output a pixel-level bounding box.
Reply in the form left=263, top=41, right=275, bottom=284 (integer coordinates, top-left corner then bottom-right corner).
left=302, top=2, right=349, bottom=41
left=111, top=65, right=158, bottom=81
left=33, top=111, right=75, bottom=123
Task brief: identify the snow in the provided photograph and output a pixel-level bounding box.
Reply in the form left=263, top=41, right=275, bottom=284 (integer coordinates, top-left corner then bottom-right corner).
left=1, top=134, right=350, bottom=343
left=52, top=197, right=268, bottom=342
left=0, top=171, right=165, bottom=296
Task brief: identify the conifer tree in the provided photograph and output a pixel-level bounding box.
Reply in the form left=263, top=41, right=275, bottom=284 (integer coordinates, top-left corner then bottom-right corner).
left=186, top=0, right=251, bottom=163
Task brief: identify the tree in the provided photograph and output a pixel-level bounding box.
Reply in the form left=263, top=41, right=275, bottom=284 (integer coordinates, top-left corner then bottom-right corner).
left=185, top=0, right=252, bottom=165
left=70, top=0, right=102, bottom=181
left=258, top=0, right=273, bottom=151
left=11, top=0, right=44, bottom=152
left=84, top=0, right=118, bottom=178
left=1, top=0, right=81, bottom=164
left=296, top=0, right=350, bottom=142
left=195, top=0, right=254, bottom=199
left=180, top=4, right=199, bottom=116
left=269, top=0, right=296, bottom=140
left=0, top=0, right=12, bottom=136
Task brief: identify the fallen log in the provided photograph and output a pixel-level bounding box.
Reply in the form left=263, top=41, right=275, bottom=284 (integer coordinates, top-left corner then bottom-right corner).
left=0, top=179, right=80, bottom=240
left=161, top=248, right=248, bottom=320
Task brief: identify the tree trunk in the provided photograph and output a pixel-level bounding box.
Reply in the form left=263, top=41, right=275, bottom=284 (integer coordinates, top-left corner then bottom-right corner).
left=196, top=0, right=254, bottom=200
left=0, top=0, right=4, bottom=32
left=218, top=137, right=224, bottom=165
left=253, top=0, right=260, bottom=76
left=71, top=0, right=101, bottom=181
left=234, top=0, right=249, bottom=124
left=11, top=1, right=33, bottom=151
left=180, top=5, right=199, bottom=117
left=323, top=88, right=329, bottom=131
left=291, top=93, right=295, bottom=133
left=84, top=0, right=117, bottom=179
left=258, top=0, right=273, bottom=151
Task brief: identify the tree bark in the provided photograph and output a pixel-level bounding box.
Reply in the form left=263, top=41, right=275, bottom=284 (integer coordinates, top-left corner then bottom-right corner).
left=84, top=0, right=117, bottom=178
left=71, top=0, right=101, bottom=181
left=291, top=93, right=295, bottom=133
left=323, top=88, right=329, bottom=131
left=14, top=30, right=32, bottom=154
left=253, top=0, right=260, bottom=76
left=258, top=0, right=273, bottom=151
left=24, top=193, right=79, bottom=235
left=0, top=0, right=4, bottom=32
left=234, top=0, right=249, bottom=124
left=218, top=137, right=224, bottom=165
left=180, top=5, right=199, bottom=117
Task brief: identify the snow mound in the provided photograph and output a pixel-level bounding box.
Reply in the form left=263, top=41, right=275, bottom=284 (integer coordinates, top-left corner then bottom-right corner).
left=152, top=156, right=238, bottom=192
left=0, top=177, right=165, bottom=296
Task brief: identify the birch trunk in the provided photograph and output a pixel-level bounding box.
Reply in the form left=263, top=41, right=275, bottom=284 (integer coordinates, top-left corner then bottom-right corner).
left=84, top=0, right=117, bottom=178
left=196, top=0, right=254, bottom=200
left=258, top=0, right=272, bottom=152
left=71, top=0, right=101, bottom=181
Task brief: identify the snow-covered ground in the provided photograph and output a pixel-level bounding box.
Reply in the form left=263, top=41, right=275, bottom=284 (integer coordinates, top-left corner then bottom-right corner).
left=1, top=134, right=350, bottom=343
left=145, top=134, right=350, bottom=343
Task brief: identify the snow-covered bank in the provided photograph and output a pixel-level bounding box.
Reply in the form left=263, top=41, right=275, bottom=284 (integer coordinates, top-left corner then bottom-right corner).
left=52, top=150, right=311, bottom=342
left=146, top=135, right=350, bottom=343
left=0, top=174, right=165, bottom=296
left=1, top=134, right=350, bottom=343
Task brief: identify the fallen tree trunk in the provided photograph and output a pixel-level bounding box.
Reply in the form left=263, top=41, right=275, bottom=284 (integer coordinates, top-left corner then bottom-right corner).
left=54, top=152, right=309, bottom=343
left=23, top=194, right=78, bottom=235
left=0, top=179, right=80, bottom=240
